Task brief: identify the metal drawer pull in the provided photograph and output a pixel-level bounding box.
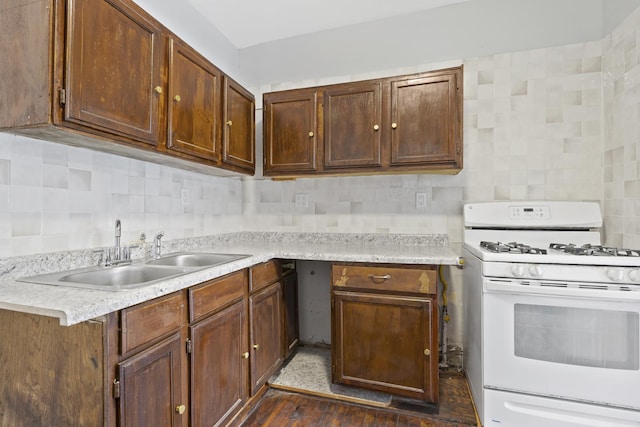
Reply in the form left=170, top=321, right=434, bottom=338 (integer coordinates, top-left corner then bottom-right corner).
left=368, top=274, right=391, bottom=283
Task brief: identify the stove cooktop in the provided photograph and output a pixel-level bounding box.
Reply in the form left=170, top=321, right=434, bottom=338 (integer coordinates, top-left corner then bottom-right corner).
left=480, top=241, right=640, bottom=257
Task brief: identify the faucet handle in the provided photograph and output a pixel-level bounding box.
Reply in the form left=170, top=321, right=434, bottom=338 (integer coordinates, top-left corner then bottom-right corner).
left=153, top=231, right=165, bottom=258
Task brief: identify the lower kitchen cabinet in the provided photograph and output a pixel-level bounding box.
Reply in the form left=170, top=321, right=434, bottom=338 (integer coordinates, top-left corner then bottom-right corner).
left=117, top=332, right=186, bottom=427
left=331, top=263, right=439, bottom=403
left=0, top=260, right=299, bottom=427
left=188, top=270, right=249, bottom=427
left=249, top=276, right=284, bottom=395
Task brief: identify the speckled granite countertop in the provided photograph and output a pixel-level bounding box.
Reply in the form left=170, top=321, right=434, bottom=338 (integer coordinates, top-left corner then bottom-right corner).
left=0, top=232, right=461, bottom=326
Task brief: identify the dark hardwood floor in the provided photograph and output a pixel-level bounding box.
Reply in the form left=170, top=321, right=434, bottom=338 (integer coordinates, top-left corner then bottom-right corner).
left=235, top=373, right=478, bottom=426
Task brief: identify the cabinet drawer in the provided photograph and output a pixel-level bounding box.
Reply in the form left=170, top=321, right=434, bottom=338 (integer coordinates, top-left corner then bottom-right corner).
left=189, top=269, right=248, bottom=322
left=250, top=259, right=282, bottom=293
left=332, top=263, right=437, bottom=294
left=121, top=291, right=186, bottom=355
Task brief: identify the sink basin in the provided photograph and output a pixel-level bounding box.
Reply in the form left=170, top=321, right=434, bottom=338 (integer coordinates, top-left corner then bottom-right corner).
left=145, top=252, right=249, bottom=268
left=19, top=264, right=188, bottom=291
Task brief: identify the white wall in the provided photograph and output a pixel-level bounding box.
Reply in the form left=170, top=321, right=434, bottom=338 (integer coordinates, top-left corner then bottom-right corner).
left=240, top=0, right=607, bottom=86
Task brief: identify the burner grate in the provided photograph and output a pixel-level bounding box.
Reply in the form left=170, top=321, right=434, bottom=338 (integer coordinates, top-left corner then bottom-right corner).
left=549, top=243, right=640, bottom=257
left=480, top=241, right=547, bottom=255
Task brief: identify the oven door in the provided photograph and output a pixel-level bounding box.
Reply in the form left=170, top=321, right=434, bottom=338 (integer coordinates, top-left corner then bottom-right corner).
left=483, top=278, right=640, bottom=411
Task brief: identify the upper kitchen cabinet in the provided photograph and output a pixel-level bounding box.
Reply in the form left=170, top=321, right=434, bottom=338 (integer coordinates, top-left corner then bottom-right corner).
left=166, top=37, right=222, bottom=164
left=390, top=71, right=461, bottom=168
left=262, top=66, right=463, bottom=178
left=63, top=0, right=165, bottom=147
left=0, top=0, right=256, bottom=176
left=263, top=89, right=320, bottom=174
left=323, top=82, right=383, bottom=169
left=222, top=76, right=256, bottom=174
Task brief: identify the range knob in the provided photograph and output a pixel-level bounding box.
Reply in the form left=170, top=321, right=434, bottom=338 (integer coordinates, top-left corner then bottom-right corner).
left=606, top=269, right=624, bottom=282
left=511, top=265, right=525, bottom=277
left=529, top=265, right=543, bottom=278
left=628, top=269, right=640, bottom=283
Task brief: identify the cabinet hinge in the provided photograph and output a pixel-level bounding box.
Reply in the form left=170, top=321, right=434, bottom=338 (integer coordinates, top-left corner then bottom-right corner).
left=113, top=379, right=121, bottom=399
left=186, top=338, right=192, bottom=354
left=58, top=88, right=66, bottom=106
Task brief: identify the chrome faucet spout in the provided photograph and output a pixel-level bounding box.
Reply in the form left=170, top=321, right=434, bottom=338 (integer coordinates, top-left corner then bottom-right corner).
left=114, top=219, right=121, bottom=260
left=153, top=231, right=165, bottom=258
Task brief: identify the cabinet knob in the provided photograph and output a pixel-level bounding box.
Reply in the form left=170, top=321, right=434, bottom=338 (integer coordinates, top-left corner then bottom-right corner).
left=175, top=404, right=186, bottom=415
left=373, top=124, right=380, bottom=131
left=391, top=122, right=397, bottom=129
left=173, top=95, right=181, bottom=102
left=308, top=131, right=314, bottom=137
left=253, top=344, right=260, bottom=350
left=242, top=352, right=249, bottom=359
left=153, top=86, right=163, bottom=94
left=226, top=120, right=233, bottom=126
left=424, top=348, right=431, bottom=356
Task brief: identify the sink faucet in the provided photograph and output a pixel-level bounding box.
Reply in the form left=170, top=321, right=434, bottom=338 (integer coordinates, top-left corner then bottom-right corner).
left=153, top=231, right=165, bottom=258
left=114, top=219, right=121, bottom=260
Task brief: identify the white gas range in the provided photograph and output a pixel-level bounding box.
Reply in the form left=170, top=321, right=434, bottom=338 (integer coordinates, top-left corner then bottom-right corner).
left=462, top=201, right=640, bottom=427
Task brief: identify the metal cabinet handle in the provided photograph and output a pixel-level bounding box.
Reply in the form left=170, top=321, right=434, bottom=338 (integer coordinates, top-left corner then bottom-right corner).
left=308, top=131, right=314, bottom=137
left=173, top=95, right=181, bottom=102
left=175, top=404, right=186, bottom=415
left=153, top=86, right=163, bottom=94
left=367, top=274, right=391, bottom=283
left=373, top=124, right=380, bottom=131
left=242, top=352, right=249, bottom=359
left=391, top=122, right=397, bottom=129
left=253, top=344, right=260, bottom=350
left=424, top=348, right=431, bottom=356
left=226, top=120, right=233, bottom=126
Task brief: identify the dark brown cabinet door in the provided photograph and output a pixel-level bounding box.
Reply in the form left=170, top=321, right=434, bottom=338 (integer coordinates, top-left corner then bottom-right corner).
left=390, top=71, right=462, bottom=167
left=223, top=76, right=255, bottom=173
left=117, top=332, right=186, bottom=427
left=64, top=0, right=164, bottom=145
left=190, top=299, right=248, bottom=427
left=167, top=37, right=222, bottom=162
left=249, top=282, right=283, bottom=394
left=324, top=82, right=382, bottom=169
left=264, top=90, right=319, bottom=174
left=282, top=272, right=299, bottom=357
left=332, top=291, right=438, bottom=403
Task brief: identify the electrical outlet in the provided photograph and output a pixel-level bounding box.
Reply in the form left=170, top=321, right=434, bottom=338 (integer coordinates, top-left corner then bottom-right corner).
left=416, top=192, right=427, bottom=209
left=294, top=193, right=308, bottom=208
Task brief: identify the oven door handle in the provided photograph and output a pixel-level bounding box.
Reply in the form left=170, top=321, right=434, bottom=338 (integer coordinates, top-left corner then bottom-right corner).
left=485, top=280, right=640, bottom=302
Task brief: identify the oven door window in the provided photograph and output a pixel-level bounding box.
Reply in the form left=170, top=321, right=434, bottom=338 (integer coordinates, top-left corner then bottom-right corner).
left=514, top=304, right=639, bottom=370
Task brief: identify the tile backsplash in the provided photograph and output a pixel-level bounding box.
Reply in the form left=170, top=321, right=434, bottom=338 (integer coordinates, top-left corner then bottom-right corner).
left=0, top=133, right=243, bottom=257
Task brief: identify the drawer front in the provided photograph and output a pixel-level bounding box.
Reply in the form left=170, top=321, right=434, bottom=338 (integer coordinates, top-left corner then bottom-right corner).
left=189, top=269, right=248, bottom=322
left=332, top=263, right=437, bottom=294
left=250, top=259, right=282, bottom=293
left=121, top=291, right=186, bottom=355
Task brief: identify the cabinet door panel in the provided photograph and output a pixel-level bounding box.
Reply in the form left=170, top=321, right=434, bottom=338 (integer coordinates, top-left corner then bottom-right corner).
left=333, top=291, right=438, bottom=403
left=65, top=0, right=163, bottom=144
left=223, top=77, right=255, bottom=172
left=167, top=37, right=221, bottom=162
left=282, top=273, right=299, bottom=357
left=264, top=90, right=318, bottom=173
left=118, top=332, right=185, bottom=427
left=324, top=82, right=382, bottom=168
left=249, top=282, right=283, bottom=394
left=190, top=300, right=248, bottom=427
left=390, top=72, right=461, bottom=166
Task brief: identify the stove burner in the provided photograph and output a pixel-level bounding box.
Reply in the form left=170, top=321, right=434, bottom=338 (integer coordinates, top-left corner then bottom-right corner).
left=549, top=243, right=640, bottom=257
left=480, top=241, right=547, bottom=254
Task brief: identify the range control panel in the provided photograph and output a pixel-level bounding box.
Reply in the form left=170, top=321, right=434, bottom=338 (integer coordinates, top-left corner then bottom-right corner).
left=508, top=205, right=550, bottom=220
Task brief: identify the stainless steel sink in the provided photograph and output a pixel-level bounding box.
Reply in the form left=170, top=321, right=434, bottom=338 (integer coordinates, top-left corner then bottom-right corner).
left=20, top=264, right=188, bottom=291
left=145, top=252, right=249, bottom=268
left=18, top=252, right=250, bottom=291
